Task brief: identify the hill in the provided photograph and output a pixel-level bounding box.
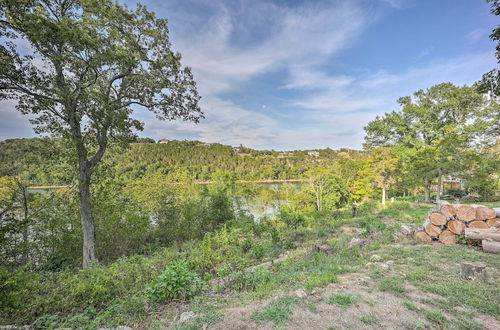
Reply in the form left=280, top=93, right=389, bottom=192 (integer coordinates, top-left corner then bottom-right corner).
left=0, top=137, right=365, bottom=184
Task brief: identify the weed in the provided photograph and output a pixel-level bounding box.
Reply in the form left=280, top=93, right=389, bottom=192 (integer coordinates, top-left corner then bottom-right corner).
left=360, top=312, right=379, bottom=324
left=307, top=302, right=318, bottom=313
left=424, top=310, right=446, bottom=325
left=147, top=259, right=204, bottom=303
left=327, top=293, right=357, bottom=307
left=379, top=276, right=406, bottom=296
left=454, top=318, right=486, bottom=330
left=403, top=301, right=419, bottom=312
left=250, top=296, right=298, bottom=324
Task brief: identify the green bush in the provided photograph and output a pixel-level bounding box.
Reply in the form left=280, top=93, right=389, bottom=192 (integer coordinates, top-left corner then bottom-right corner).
left=280, top=211, right=306, bottom=229
left=147, top=259, right=204, bottom=303
left=389, top=201, right=412, bottom=211
left=358, top=216, right=387, bottom=237
left=224, top=267, right=271, bottom=292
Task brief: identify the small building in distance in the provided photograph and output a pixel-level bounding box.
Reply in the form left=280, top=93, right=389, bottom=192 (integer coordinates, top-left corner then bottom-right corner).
left=277, top=152, right=293, bottom=158
left=158, top=138, right=169, bottom=144
left=307, top=151, right=320, bottom=157
left=196, top=142, right=212, bottom=147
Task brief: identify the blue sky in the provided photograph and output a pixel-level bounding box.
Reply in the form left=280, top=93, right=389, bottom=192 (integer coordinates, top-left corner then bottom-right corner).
left=0, top=0, right=497, bottom=150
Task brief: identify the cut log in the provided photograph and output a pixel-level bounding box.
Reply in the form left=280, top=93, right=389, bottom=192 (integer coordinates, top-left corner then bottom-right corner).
left=486, top=218, right=500, bottom=228
left=429, top=212, right=447, bottom=226
left=468, top=221, right=489, bottom=229
left=465, top=227, right=500, bottom=242
left=424, top=224, right=442, bottom=238
left=456, top=204, right=476, bottom=222
left=438, top=230, right=456, bottom=245
left=460, top=262, right=487, bottom=280
left=415, top=231, right=432, bottom=243
left=440, top=203, right=456, bottom=218
left=475, top=206, right=496, bottom=220
left=447, top=220, right=466, bottom=235
left=482, top=240, right=500, bottom=254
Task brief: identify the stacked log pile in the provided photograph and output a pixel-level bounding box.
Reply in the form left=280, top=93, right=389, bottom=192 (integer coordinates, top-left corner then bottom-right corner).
left=415, top=203, right=500, bottom=253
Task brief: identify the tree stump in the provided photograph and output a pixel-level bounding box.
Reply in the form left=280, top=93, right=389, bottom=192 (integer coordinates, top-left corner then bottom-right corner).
left=438, top=230, right=456, bottom=245
left=440, top=204, right=456, bottom=218
left=460, top=262, right=487, bottom=280
left=486, top=218, right=500, bottom=228
left=424, top=224, right=442, bottom=238
left=447, top=220, right=465, bottom=235
left=482, top=240, right=500, bottom=254
left=456, top=205, right=476, bottom=222
left=475, top=206, right=496, bottom=220
left=415, top=231, right=432, bottom=243
left=429, top=212, right=447, bottom=226
left=468, top=221, right=489, bottom=229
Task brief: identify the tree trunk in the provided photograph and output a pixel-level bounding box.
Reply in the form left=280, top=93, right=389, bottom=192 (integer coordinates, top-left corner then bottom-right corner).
left=19, top=183, right=29, bottom=264
left=465, top=227, right=500, bottom=241
left=424, top=179, right=431, bottom=203
left=482, top=240, right=500, bottom=254
left=381, top=187, right=386, bottom=205
left=79, top=159, right=96, bottom=268
left=436, top=168, right=442, bottom=203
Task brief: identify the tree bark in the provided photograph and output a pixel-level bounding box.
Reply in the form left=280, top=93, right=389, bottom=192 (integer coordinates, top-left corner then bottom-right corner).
left=79, top=158, right=96, bottom=268
left=482, top=240, right=500, bottom=254
left=424, top=179, right=431, bottom=203
left=465, top=228, right=500, bottom=241
left=436, top=168, right=442, bottom=203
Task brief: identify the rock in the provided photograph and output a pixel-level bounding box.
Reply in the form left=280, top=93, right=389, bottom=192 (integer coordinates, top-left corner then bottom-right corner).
left=348, top=238, right=364, bottom=248
left=295, top=289, right=308, bottom=299
left=385, top=260, right=394, bottom=265
left=179, top=311, right=196, bottom=323
left=314, top=244, right=335, bottom=255
left=380, top=263, right=390, bottom=270
left=370, top=254, right=382, bottom=262
left=460, top=262, right=488, bottom=280
left=400, top=224, right=414, bottom=236
left=99, top=326, right=133, bottom=330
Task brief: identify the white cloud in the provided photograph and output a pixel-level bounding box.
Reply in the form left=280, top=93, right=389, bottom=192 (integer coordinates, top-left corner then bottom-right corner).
left=466, top=29, right=487, bottom=43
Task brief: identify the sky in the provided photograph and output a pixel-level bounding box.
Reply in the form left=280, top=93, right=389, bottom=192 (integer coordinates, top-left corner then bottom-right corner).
left=0, top=0, right=497, bottom=150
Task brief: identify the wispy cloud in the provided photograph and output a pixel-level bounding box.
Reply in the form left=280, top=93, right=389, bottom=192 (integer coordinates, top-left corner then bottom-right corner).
left=1, top=0, right=495, bottom=151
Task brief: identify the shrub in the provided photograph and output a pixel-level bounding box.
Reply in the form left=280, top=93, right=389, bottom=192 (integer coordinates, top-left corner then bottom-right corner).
left=358, top=216, right=387, bottom=237
left=389, top=201, right=412, bottom=211
left=146, top=259, right=203, bottom=303
left=280, top=211, right=306, bottom=229
left=224, top=267, right=271, bottom=292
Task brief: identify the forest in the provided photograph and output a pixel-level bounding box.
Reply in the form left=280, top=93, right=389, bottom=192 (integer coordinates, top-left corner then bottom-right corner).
left=0, top=0, right=499, bottom=329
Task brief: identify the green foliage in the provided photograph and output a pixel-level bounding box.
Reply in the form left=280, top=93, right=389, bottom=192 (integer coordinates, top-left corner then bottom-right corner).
left=250, top=296, right=298, bottom=324
left=358, top=216, right=387, bottom=237
left=223, top=267, right=272, bottom=292
left=147, top=260, right=204, bottom=303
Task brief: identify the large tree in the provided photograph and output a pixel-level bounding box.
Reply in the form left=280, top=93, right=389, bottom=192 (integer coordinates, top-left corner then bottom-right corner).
left=364, top=83, right=489, bottom=202
left=0, top=0, right=202, bottom=267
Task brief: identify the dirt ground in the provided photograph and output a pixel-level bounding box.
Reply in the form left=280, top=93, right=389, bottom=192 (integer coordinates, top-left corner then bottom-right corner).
left=208, top=266, right=500, bottom=330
